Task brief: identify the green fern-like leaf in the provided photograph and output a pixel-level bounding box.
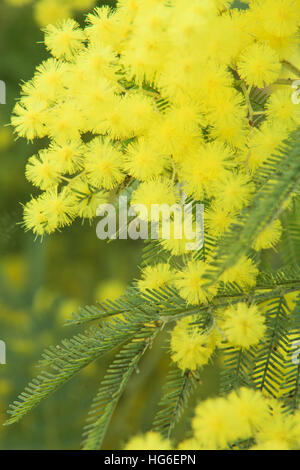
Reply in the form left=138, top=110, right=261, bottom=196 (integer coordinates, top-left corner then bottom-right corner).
left=206, top=127, right=300, bottom=284
left=220, top=346, right=256, bottom=394
left=153, top=366, right=198, bottom=438
left=252, top=296, right=290, bottom=397
left=4, top=313, right=155, bottom=426
left=82, top=323, right=159, bottom=450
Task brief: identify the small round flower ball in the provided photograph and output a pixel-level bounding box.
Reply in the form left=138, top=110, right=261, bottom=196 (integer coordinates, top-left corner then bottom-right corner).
left=253, top=219, right=282, bottom=251
left=258, top=0, right=300, bottom=38
left=23, top=197, right=48, bottom=237
left=130, top=178, right=179, bottom=221
left=11, top=101, right=47, bottom=141
left=125, top=137, right=169, bottom=181
left=213, top=171, right=254, bottom=213
left=266, top=88, right=300, bottom=129
left=255, top=410, right=299, bottom=450
left=227, top=387, right=270, bottom=436
left=138, top=263, right=175, bottom=293
left=237, top=42, right=281, bottom=87
left=220, top=256, right=258, bottom=289
left=44, top=19, right=86, bottom=61
left=192, top=396, right=241, bottom=449
left=160, top=215, right=203, bottom=256
left=222, top=303, right=266, bottom=349
left=175, top=260, right=218, bottom=305
left=205, top=205, right=237, bottom=238
left=124, top=431, right=172, bottom=450
left=170, top=315, right=215, bottom=371
left=84, top=137, right=124, bottom=190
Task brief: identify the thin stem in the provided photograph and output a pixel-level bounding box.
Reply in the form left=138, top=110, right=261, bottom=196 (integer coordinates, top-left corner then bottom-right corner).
left=161, top=281, right=300, bottom=324
left=275, top=78, right=296, bottom=85
left=241, top=82, right=254, bottom=120
left=282, top=60, right=300, bottom=78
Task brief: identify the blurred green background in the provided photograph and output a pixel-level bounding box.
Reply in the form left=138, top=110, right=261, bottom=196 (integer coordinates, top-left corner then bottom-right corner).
left=0, top=0, right=220, bottom=450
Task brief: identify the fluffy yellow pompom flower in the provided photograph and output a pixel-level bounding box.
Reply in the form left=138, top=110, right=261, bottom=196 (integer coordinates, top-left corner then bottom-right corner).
left=131, top=179, right=179, bottom=221
left=24, top=189, right=76, bottom=236
left=160, top=214, right=203, bottom=256
left=175, top=261, right=218, bottom=305
left=247, top=121, right=289, bottom=172
left=47, top=140, right=84, bottom=175
left=25, top=151, right=61, bottom=190
left=182, top=141, right=233, bottom=199
left=170, top=315, right=215, bottom=371
left=227, top=387, right=270, bottom=435
left=253, top=219, right=282, bottom=251
left=39, top=188, right=76, bottom=231
left=256, top=0, right=300, bottom=38
left=23, top=189, right=76, bottom=236
left=33, top=58, right=67, bottom=104
left=11, top=101, right=46, bottom=141
left=205, top=205, right=237, bottom=238
left=138, top=263, right=175, bottom=293
left=45, top=101, right=83, bottom=142
left=85, top=6, right=121, bottom=51
left=237, top=42, right=281, bottom=87
left=44, top=19, right=86, bottom=60
left=124, top=431, right=172, bottom=450
left=213, top=172, right=254, bottom=212
left=220, top=256, right=258, bottom=288
left=192, top=396, right=243, bottom=449
left=125, top=137, right=169, bottom=181
left=266, top=89, right=300, bottom=129
left=222, top=303, right=266, bottom=349
left=23, top=198, right=48, bottom=237
left=191, top=387, right=300, bottom=450
left=84, top=137, right=124, bottom=190
left=255, top=412, right=300, bottom=450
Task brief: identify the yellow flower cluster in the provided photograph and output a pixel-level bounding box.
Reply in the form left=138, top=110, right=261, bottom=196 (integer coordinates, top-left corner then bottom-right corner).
left=124, top=431, right=172, bottom=450
left=180, top=387, right=300, bottom=450
left=12, top=0, right=300, bottom=240
left=125, top=387, right=300, bottom=450
left=138, top=257, right=258, bottom=307
left=5, top=0, right=97, bottom=27
left=11, top=1, right=300, bottom=379
left=170, top=315, right=216, bottom=371
left=220, top=302, right=266, bottom=348
left=169, top=302, right=266, bottom=372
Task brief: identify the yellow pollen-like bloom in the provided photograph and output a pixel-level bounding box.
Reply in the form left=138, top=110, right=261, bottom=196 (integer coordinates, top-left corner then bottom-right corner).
left=170, top=315, right=216, bottom=371
left=222, top=303, right=266, bottom=349
left=175, top=261, right=218, bottom=305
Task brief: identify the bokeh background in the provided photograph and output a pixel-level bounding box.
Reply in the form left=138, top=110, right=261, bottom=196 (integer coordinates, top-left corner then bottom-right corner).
left=0, top=0, right=252, bottom=450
